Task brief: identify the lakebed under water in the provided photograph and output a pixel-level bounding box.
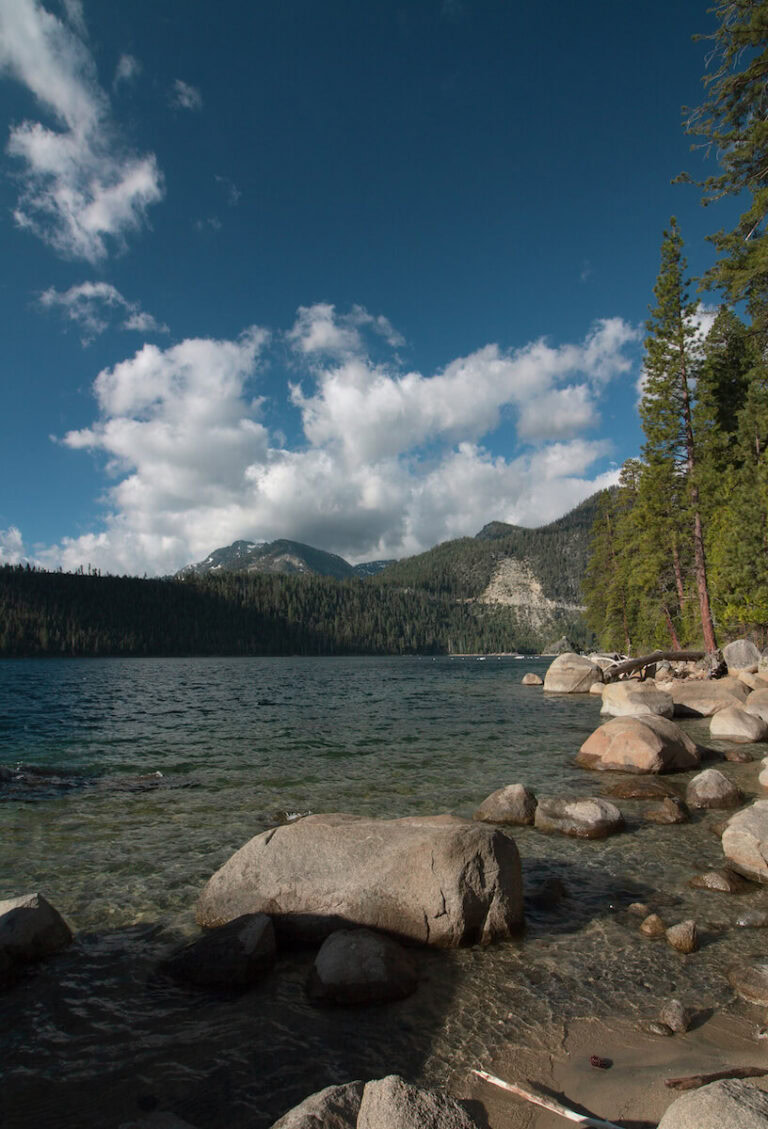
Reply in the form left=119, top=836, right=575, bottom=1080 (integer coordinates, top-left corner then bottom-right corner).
left=3, top=655, right=768, bottom=1128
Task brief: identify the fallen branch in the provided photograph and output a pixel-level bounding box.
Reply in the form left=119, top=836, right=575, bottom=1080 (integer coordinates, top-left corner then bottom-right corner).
left=472, top=1069, right=626, bottom=1128
left=665, top=1065, right=768, bottom=1091
left=603, top=650, right=705, bottom=682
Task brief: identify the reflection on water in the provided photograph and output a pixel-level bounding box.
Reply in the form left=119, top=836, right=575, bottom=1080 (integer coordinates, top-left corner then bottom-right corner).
left=2, top=656, right=768, bottom=1128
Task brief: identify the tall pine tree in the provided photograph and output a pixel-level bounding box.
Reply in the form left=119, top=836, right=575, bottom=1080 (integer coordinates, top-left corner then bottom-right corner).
left=640, top=219, right=718, bottom=651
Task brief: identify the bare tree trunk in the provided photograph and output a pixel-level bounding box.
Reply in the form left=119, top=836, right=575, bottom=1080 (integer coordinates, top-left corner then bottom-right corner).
left=671, top=539, right=686, bottom=616
left=662, top=603, right=682, bottom=649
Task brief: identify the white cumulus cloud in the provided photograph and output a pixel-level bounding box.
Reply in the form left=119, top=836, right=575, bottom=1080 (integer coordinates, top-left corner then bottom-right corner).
left=171, top=79, right=202, bottom=111
left=39, top=280, right=168, bottom=343
left=0, top=0, right=163, bottom=261
left=0, top=526, right=27, bottom=564
left=34, top=305, right=638, bottom=576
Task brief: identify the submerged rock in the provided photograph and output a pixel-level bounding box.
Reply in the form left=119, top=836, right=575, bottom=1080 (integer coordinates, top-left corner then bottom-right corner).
left=603, top=778, right=678, bottom=800
left=307, top=928, right=418, bottom=1005
left=689, top=868, right=750, bottom=894
left=728, top=962, right=768, bottom=1005
left=197, top=813, right=523, bottom=947
left=686, top=769, right=742, bottom=810
left=638, top=1019, right=674, bottom=1037
left=161, top=913, right=276, bottom=988
left=735, top=909, right=768, bottom=928
left=473, top=783, right=537, bottom=825
left=665, top=920, right=698, bottom=953
left=577, top=715, right=700, bottom=774
left=521, top=672, right=542, bottom=685
left=534, top=796, right=623, bottom=839
left=644, top=796, right=689, bottom=824
left=658, top=1078, right=768, bottom=1128
left=543, top=653, right=602, bottom=694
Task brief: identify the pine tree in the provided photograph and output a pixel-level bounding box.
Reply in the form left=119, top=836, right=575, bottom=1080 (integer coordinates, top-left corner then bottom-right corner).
left=640, top=219, right=718, bottom=651
left=680, top=0, right=768, bottom=327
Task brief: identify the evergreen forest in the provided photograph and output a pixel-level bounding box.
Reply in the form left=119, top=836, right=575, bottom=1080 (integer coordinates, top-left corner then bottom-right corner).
left=584, top=1, right=768, bottom=655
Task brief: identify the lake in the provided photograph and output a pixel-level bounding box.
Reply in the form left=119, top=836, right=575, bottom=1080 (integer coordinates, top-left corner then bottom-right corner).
left=2, top=655, right=767, bottom=1128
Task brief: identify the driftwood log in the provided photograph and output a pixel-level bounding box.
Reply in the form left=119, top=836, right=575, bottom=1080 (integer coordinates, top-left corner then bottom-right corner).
left=472, top=1069, right=625, bottom=1128
left=603, top=650, right=705, bottom=683
left=665, top=1065, right=768, bottom=1091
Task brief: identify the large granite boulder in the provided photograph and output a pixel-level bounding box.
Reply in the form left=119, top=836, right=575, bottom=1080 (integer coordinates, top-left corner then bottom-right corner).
left=197, top=814, right=523, bottom=947
left=270, top=1077, right=480, bottom=1129
left=543, top=653, right=602, bottom=693
left=270, top=1081, right=364, bottom=1129
left=473, top=783, right=537, bottom=825
left=722, top=800, right=768, bottom=883
left=669, top=681, right=747, bottom=717
left=658, top=1079, right=768, bottom=1128
left=724, top=638, right=762, bottom=674
left=0, top=893, right=72, bottom=969
left=358, top=1075, right=479, bottom=1129
left=576, top=715, right=700, bottom=774
left=307, top=928, right=418, bottom=1005
left=600, top=681, right=674, bottom=719
left=685, top=769, right=742, bottom=810
left=710, top=706, right=768, bottom=743
left=161, top=913, right=276, bottom=988
left=534, top=797, right=623, bottom=839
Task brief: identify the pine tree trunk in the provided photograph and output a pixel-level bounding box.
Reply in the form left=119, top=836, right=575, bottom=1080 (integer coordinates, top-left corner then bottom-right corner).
left=671, top=540, right=686, bottom=616
left=681, top=352, right=718, bottom=652
left=662, top=604, right=682, bottom=650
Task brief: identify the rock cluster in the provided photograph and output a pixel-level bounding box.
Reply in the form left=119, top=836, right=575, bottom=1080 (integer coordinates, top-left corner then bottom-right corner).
left=0, top=892, right=72, bottom=984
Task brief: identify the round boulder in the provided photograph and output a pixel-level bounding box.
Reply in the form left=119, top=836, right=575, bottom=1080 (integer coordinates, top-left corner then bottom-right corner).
left=685, top=769, right=742, bottom=810
left=0, top=892, right=72, bottom=966
left=576, top=715, right=700, bottom=774
left=722, top=800, right=768, bottom=883
left=666, top=920, right=698, bottom=953
left=357, top=1076, right=480, bottom=1129
left=270, top=1082, right=364, bottom=1129
left=307, top=928, right=418, bottom=1005
left=473, top=783, right=537, bottom=825
left=600, top=681, right=674, bottom=719
left=521, top=672, right=542, bottom=685
left=543, top=653, right=603, bottom=694
left=710, top=706, right=768, bottom=743
left=534, top=797, right=623, bottom=839
left=689, top=868, right=749, bottom=893
left=658, top=1078, right=768, bottom=1129
left=724, top=638, right=762, bottom=674
left=196, top=813, right=523, bottom=947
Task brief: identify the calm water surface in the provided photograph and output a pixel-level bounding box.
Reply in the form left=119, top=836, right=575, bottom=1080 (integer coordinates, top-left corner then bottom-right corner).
left=2, top=656, right=768, bottom=1128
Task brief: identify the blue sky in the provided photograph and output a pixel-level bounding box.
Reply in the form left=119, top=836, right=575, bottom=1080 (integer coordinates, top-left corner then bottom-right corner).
left=0, top=0, right=733, bottom=575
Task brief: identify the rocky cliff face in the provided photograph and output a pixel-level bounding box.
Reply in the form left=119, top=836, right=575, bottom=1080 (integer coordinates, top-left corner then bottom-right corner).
left=478, top=557, right=585, bottom=628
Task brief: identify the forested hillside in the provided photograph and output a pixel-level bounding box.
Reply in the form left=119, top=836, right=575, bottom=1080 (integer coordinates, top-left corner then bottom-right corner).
left=0, top=565, right=589, bottom=658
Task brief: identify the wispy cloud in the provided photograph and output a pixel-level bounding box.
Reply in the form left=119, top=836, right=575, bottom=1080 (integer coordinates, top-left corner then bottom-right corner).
left=0, top=0, right=164, bottom=262
left=171, top=78, right=202, bottom=111
left=113, top=53, right=141, bottom=89
left=215, top=174, right=241, bottom=206
left=39, top=280, right=168, bottom=344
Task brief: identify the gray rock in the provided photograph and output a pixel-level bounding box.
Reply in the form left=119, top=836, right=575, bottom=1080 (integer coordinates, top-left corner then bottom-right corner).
left=724, top=638, right=762, bottom=674
left=161, top=913, right=275, bottom=988
left=521, top=672, right=542, bottom=685
left=728, top=962, right=768, bottom=1004
left=659, top=998, right=694, bottom=1033
left=686, top=769, right=742, bottom=810
left=603, top=778, right=678, bottom=800
left=543, top=653, right=602, bottom=694
left=577, top=715, right=700, bottom=774
left=658, top=1078, right=768, bottom=1128
left=627, top=902, right=651, bottom=917
left=644, top=796, right=689, bottom=824
left=473, top=783, right=537, bottom=826
left=0, top=893, right=72, bottom=967
left=689, top=868, right=749, bottom=893
left=357, top=1075, right=479, bottom=1129
left=670, top=680, right=748, bottom=717
left=307, top=928, right=418, bottom=1005
left=736, top=909, right=768, bottom=928
left=600, top=681, right=674, bottom=719
left=270, top=1081, right=364, bottom=1129
left=710, top=706, right=768, bottom=743
left=722, top=800, right=768, bottom=883
left=197, top=813, right=523, bottom=947
left=534, top=797, right=623, bottom=839
left=665, top=920, right=698, bottom=953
